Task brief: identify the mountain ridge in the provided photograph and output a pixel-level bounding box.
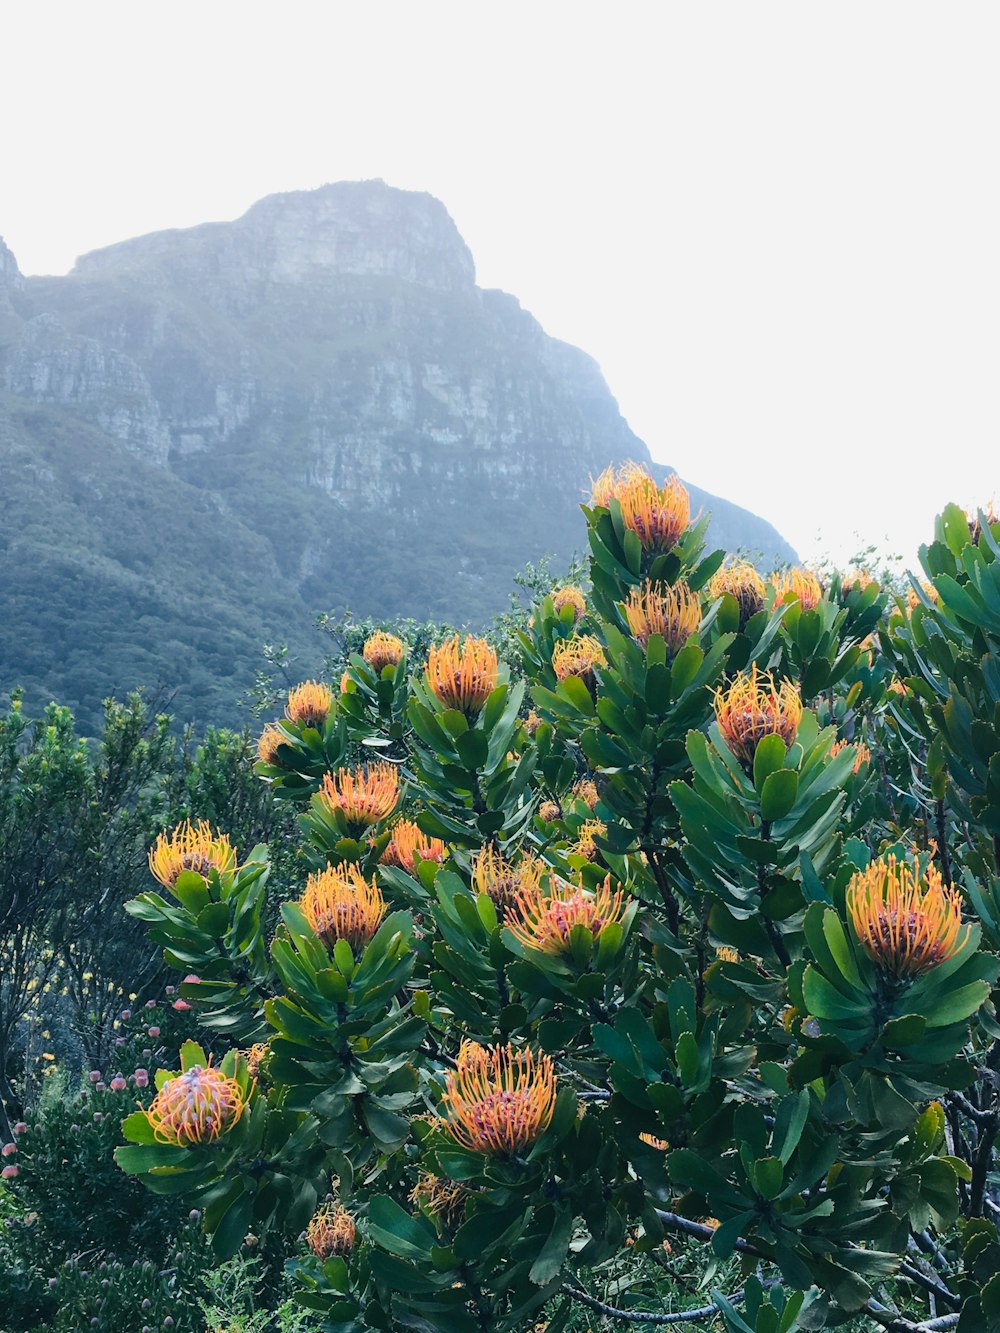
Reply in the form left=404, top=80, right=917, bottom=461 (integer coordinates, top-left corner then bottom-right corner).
left=0, top=181, right=795, bottom=732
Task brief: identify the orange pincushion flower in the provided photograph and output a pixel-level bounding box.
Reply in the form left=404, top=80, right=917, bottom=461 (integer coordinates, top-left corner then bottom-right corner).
left=714, top=666, right=803, bottom=768
left=774, top=569, right=823, bottom=611
left=573, top=818, right=606, bottom=863
left=552, top=634, right=606, bottom=686
left=426, top=636, right=499, bottom=714
left=831, top=738, right=872, bottom=774
left=841, top=569, right=876, bottom=596
left=907, top=581, right=939, bottom=612
left=306, top=1203, right=357, bottom=1258
left=286, top=680, right=335, bottom=727
left=148, top=820, right=236, bottom=891
left=299, top=864, right=386, bottom=952
left=472, top=846, right=545, bottom=916
left=715, top=946, right=740, bottom=963
left=146, top=1063, right=247, bottom=1146
left=363, top=631, right=406, bottom=673
left=847, top=856, right=968, bottom=979
left=538, top=799, right=561, bottom=823
left=245, top=1042, right=271, bottom=1080
left=551, top=586, right=587, bottom=623
left=382, top=818, right=447, bottom=874
left=623, top=580, right=700, bottom=653
left=709, top=561, right=767, bottom=626
left=505, top=872, right=626, bottom=956
left=410, top=1172, right=468, bottom=1228
left=570, top=777, right=599, bottom=810
left=592, top=462, right=690, bottom=552
left=640, top=1132, right=669, bottom=1150
left=440, top=1041, right=556, bottom=1156
left=318, top=762, right=399, bottom=829
left=257, top=723, right=287, bottom=767
left=339, top=669, right=353, bottom=694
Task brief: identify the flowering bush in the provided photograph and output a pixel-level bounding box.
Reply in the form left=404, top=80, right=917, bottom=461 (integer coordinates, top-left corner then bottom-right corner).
left=117, top=477, right=1000, bottom=1331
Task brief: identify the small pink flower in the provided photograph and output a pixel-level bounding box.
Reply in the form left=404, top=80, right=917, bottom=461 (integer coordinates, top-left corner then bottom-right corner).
left=1, top=1143, right=16, bottom=1157
left=96, top=1082, right=106, bottom=1092
left=93, top=1113, right=103, bottom=1123
left=110, top=1077, right=127, bottom=1092
left=120, top=1009, right=131, bottom=1021
left=172, top=999, right=192, bottom=1012
left=147, top=1026, right=161, bottom=1038
left=165, top=986, right=175, bottom=996
left=145, top=1000, right=157, bottom=1010
left=2, top=1165, right=18, bottom=1179
left=13, top=1123, right=27, bottom=1135
left=115, top=1037, right=126, bottom=1047
left=183, top=974, right=201, bottom=985
left=134, top=1072, right=149, bottom=1088
left=88, top=1070, right=101, bottom=1083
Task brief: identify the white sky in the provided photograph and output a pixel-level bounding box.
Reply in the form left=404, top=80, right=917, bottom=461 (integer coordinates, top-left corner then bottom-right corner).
left=2, top=2, right=996, bottom=569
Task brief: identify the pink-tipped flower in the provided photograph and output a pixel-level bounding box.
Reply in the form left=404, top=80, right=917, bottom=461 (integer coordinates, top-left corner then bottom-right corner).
left=165, top=986, right=175, bottom=996
left=120, top=1010, right=131, bottom=1021
left=110, top=1077, right=127, bottom=1092
left=88, top=1070, right=101, bottom=1083
left=13, top=1123, right=27, bottom=1135
left=183, top=974, right=201, bottom=985
left=2, top=1143, right=16, bottom=1157
left=134, top=1071, right=149, bottom=1089
left=148, top=1027, right=161, bottom=1038
left=95, top=1082, right=106, bottom=1092
left=172, top=999, right=192, bottom=1012
left=145, top=1000, right=157, bottom=1010
left=2, top=1165, right=18, bottom=1179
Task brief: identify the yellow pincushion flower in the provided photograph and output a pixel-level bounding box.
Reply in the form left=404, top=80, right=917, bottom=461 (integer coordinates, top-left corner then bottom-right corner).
left=591, top=462, right=691, bottom=552
left=148, top=820, right=236, bottom=891
left=573, top=818, right=606, bottom=863
left=552, top=634, right=606, bottom=687
left=318, top=762, right=399, bottom=830
left=256, top=723, right=287, bottom=767
left=551, top=586, right=587, bottom=623
left=623, top=580, right=700, bottom=653
left=146, top=1064, right=248, bottom=1146
left=570, top=777, right=599, bottom=810
left=906, top=581, right=939, bottom=612
left=286, top=680, right=335, bottom=728
left=472, top=846, right=545, bottom=916
left=773, top=568, right=823, bottom=611
left=505, top=872, right=626, bottom=956
left=363, top=631, right=406, bottom=673
left=299, top=864, right=386, bottom=952
left=306, top=1203, right=357, bottom=1258
left=714, top=666, right=803, bottom=768
left=715, top=946, right=740, bottom=964
left=708, top=561, right=766, bottom=626
left=426, top=635, right=499, bottom=715
left=440, top=1041, right=556, bottom=1156
left=245, top=1042, right=271, bottom=1080
left=382, top=818, right=447, bottom=874
left=846, top=856, right=968, bottom=979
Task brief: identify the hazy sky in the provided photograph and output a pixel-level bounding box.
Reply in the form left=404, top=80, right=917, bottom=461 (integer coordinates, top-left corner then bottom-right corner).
left=3, top=3, right=995, bottom=569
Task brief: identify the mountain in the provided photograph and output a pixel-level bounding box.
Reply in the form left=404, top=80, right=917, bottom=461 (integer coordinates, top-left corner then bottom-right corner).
left=0, top=181, right=796, bottom=733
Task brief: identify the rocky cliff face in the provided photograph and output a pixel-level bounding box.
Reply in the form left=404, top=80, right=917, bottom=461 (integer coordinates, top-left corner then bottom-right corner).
left=0, top=181, right=795, bottom=730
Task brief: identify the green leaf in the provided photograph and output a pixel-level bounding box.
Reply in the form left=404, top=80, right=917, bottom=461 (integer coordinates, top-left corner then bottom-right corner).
left=753, top=733, right=788, bottom=792
left=754, top=1156, right=784, bottom=1199
left=760, top=769, right=799, bottom=821
left=368, top=1194, right=437, bottom=1260
left=529, top=1206, right=575, bottom=1284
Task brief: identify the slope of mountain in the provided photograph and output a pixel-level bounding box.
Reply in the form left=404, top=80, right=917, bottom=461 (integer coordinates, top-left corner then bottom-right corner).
left=0, top=182, right=795, bottom=732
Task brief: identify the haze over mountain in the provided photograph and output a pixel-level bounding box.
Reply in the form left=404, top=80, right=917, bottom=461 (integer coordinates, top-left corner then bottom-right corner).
left=0, top=181, right=795, bottom=732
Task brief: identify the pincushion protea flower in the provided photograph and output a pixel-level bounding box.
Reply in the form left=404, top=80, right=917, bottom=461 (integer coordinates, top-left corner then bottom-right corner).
left=426, top=635, right=499, bottom=715
left=570, top=777, right=599, bottom=810
left=906, top=581, right=939, bottom=612
left=339, top=669, right=353, bottom=694
left=623, top=580, right=700, bottom=653
left=640, top=1132, right=669, bottom=1150
left=552, top=634, right=606, bottom=687
left=714, top=666, right=803, bottom=768
left=847, top=856, right=968, bottom=979
left=551, top=585, right=587, bottom=623
left=506, top=872, right=626, bottom=956
left=306, top=1202, right=357, bottom=1258
left=256, top=723, right=287, bottom=767
left=472, top=845, right=545, bottom=916
left=715, top=946, right=739, bottom=963
left=773, top=568, right=823, bottom=611
left=363, top=631, right=406, bottom=673
left=148, top=820, right=236, bottom=891
left=573, top=818, right=606, bottom=863
left=245, top=1042, right=271, bottom=1080
left=708, top=561, right=766, bottom=626
left=382, top=818, right=447, bottom=874
left=538, top=799, right=561, bottom=823
left=440, top=1041, right=556, bottom=1156
left=299, top=864, right=386, bottom=952
left=591, top=462, right=691, bottom=551
left=146, top=1063, right=247, bottom=1146
left=410, top=1172, right=468, bottom=1228
left=831, top=738, right=872, bottom=773
left=286, top=680, right=335, bottom=727
left=318, top=762, right=399, bottom=830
